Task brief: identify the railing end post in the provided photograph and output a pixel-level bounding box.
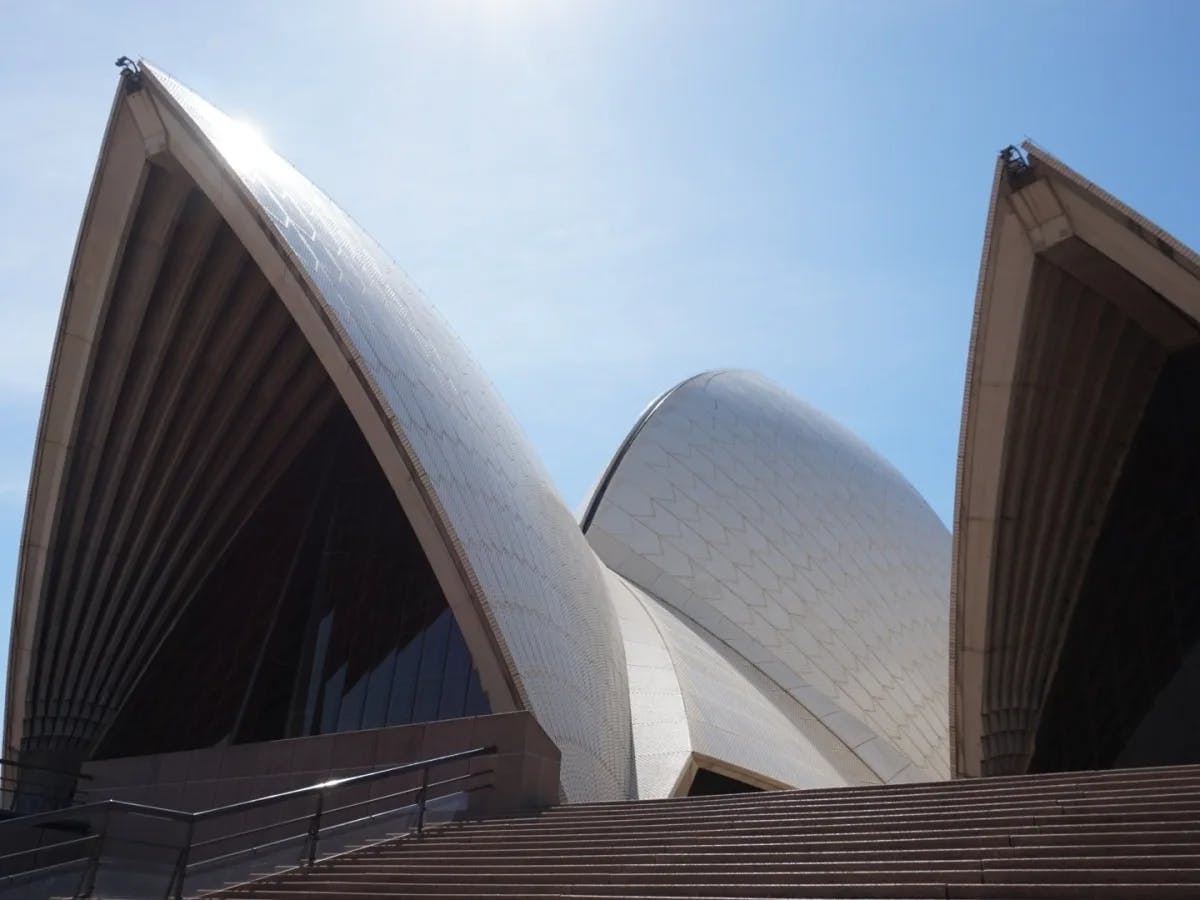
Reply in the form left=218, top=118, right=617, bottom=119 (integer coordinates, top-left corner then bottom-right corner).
left=303, top=790, right=324, bottom=869
left=415, top=765, right=431, bottom=836
left=166, top=817, right=194, bottom=900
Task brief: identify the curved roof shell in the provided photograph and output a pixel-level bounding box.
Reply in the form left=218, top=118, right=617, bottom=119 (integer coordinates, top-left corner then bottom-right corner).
left=609, top=569, right=880, bottom=797
left=585, top=370, right=951, bottom=783
left=7, top=63, right=631, bottom=801
left=952, top=143, right=1200, bottom=777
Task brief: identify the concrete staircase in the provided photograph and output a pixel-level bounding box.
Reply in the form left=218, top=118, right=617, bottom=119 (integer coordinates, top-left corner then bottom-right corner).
left=213, top=763, right=1200, bottom=899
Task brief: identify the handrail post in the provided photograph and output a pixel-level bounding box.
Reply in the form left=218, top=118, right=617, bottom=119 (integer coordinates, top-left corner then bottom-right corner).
left=166, top=817, right=194, bottom=900
left=76, top=805, right=109, bottom=899
left=303, top=790, right=324, bottom=868
left=415, top=765, right=430, bottom=836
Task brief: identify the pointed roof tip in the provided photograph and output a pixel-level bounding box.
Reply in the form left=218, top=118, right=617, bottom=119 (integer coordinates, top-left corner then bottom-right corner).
left=1007, top=140, right=1200, bottom=272
left=999, top=144, right=1029, bottom=169
left=996, top=139, right=1053, bottom=174
left=114, top=55, right=143, bottom=92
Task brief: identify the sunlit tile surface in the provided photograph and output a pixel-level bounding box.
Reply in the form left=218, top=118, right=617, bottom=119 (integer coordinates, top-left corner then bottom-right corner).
left=587, top=371, right=951, bottom=784
left=609, top=569, right=881, bottom=796
left=144, top=65, right=633, bottom=802
left=134, top=67, right=949, bottom=802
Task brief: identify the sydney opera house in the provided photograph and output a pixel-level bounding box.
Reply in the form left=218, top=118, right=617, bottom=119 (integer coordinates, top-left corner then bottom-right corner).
left=4, top=58, right=1199, bottom=828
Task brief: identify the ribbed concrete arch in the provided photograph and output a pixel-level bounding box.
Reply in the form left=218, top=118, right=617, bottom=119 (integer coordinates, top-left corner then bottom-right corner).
left=952, top=143, right=1200, bottom=777
left=7, top=64, right=633, bottom=801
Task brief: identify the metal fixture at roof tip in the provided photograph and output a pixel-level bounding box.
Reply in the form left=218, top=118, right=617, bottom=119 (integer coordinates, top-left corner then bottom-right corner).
left=1001, top=144, right=1033, bottom=188
left=115, top=56, right=142, bottom=92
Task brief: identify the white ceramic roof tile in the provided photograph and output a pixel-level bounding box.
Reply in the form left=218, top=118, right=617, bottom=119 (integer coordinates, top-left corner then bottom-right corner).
left=144, top=65, right=633, bottom=802
left=131, top=69, right=951, bottom=801
left=609, top=571, right=879, bottom=796
left=585, top=371, right=951, bottom=782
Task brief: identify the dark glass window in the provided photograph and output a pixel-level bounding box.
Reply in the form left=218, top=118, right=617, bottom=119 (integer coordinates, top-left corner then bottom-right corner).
left=360, top=650, right=396, bottom=730
left=464, top=668, right=489, bottom=717
left=1031, top=345, right=1200, bottom=771
left=96, top=406, right=491, bottom=759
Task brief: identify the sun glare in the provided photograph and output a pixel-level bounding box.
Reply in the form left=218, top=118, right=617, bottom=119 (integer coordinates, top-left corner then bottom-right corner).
left=216, top=118, right=275, bottom=172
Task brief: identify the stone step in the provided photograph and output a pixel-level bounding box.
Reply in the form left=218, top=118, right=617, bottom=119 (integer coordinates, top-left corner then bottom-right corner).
left=216, top=879, right=1200, bottom=898
left=209, top=764, right=1200, bottom=900
left=206, top=873, right=971, bottom=894
left=378, top=827, right=1200, bottom=856
left=217, top=892, right=1200, bottom=900
left=512, top=798, right=1200, bottom=830
left=414, top=812, right=1200, bottom=845
left=948, top=888, right=1200, bottom=899
left=370, top=830, right=1200, bottom=859
left=293, top=861, right=1200, bottom=888
left=537, top=795, right=1198, bottom=825
left=346, top=843, right=1200, bottom=867
left=561, top=765, right=1200, bottom=811
left=529, top=778, right=1200, bottom=818
left=216, top=890, right=947, bottom=900
left=466, top=796, right=1200, bottom=830
left=446, top=799, right=1200, bottom=834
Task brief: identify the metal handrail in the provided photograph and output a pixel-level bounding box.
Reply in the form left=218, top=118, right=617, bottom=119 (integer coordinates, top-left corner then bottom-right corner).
left=0, top=744, right=496, bottom=899
left=188, top=771, right=492, bottom=874
left=186, top=767, right=492, bottom=852
left=0, top=831, right=97, bottom=866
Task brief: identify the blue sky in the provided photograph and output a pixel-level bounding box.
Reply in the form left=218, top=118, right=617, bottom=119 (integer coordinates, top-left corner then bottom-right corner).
left=2, top=1, right=1200, bottom=692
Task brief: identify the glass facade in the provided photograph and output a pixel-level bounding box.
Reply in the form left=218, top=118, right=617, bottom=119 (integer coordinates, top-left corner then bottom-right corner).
left=97, top=407, right=489, bottom=759
left=1031, top=346, right=1200, bottom=771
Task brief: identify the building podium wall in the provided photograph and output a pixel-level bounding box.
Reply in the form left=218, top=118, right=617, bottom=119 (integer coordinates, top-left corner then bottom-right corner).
left=80, top=711, right=560, bottom=824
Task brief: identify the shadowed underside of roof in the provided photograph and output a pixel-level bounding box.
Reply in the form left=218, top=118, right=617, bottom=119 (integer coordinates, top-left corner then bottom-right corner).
left=953, top=144, right=1200, bottom=778
left=22, top=163, right=340, bottom=755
